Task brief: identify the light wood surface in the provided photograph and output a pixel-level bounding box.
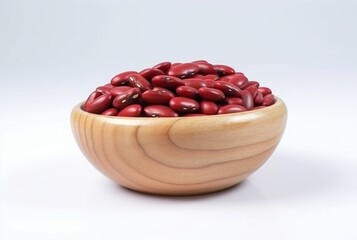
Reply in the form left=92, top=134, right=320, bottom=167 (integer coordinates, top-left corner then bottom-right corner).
left=70, top=98, right=287, bottom=195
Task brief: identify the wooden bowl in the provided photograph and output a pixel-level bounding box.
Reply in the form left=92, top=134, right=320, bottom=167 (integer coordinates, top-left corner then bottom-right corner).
left=70, top=98, right=287, bottom=195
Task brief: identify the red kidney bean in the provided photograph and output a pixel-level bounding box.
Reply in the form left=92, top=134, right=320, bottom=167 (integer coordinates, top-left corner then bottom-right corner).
left=139, top=68, right=165, bottom=81
left=222, top=73, right=248, bottom=89
left=141, top=87, right=175, bottom=105
left=83, top=60, right=277, bottom=117
left=118, top=104, right=142, bottom=117
left=262, top=94, right=275, bottom=106
left=111, top=71, right=137, bottom=86
left=218, top=105, right=247, bottom=114
left=200, top=101, right=218, bottom=115
left=128, top=74, right=152, bottom=92
left=201, top=74, right=220, bottom=81
left=257, top=87, right=272, bottom=96
left=220, top=73, right=245, bottom=81
left=214, top=64, right=235, bottom=77
left=112, top=87, right=141, bottom=109
left=226, top=97, right=243, bottom=105
left=213, top=81, right=241, bottom=97
left=204, top=79, right=216, bottom=88
left=95, top=86, right=110, bottom=95
left=101, top=108, right=119, bottom=116
left=104, top=83, right=114, bottom=87
left=192, top=60, right=208, bottom=63
left=231, top=79, right=248, bottom=89
left=168, top=63, right=200, bottom=79
left=254, top=91, right=264, bottom=106
left=96, top=84, right=114, bottom=94
left=170, top=97, right=200, bottom=113
left=240, top=90, right=254, bottom=110
left=184, top=78, right=208, bottom=89
left=244, top=80, right=260, bottom=89
left=176, top=86, right=199, bottom=99
left=192, top=74, right=204, bottom=78
left=152, top=61, right=171, bottom=74
left=144, top=105, right=179, bottom=117
left=109, top=86, right=132, bottom=97
left=198, top=87, right=225, bottom=102
left=245, top=85, right=258, bottom=98
left=171, top=62, right=181, bottom=67
left=85, top=90, right=101, bottom=103
left=151, top=75, right=185, bottom=89
left=193, top=61, right=216, bottom=75
left=84, top=92, right=113, bottom=114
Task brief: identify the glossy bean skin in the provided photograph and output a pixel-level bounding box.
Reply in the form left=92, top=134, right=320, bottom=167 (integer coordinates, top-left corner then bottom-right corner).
left=104, top=83, right=114, bottom=87
left=184, top=78, right=208, bottom=89
left=118, top=104, right=142, bottom=117
left=111, top=71, right=137, bottom=86
left=262, top=94, right=275, bottom=106
left=240, top=90, right=254, bottom=110
left=169, top=97, right=200, bottom=113
left=257, top=87, right=272, bottom=96
left=193, top=61, right=216, bottom=75
left=191, top=60, right=208, bottom=63
left=168, top=63, right=200, bottom=79
left=152, top=62, right=171, bottom=74
left=86, top=90, right=102, bottom=103
left=192, top=74, right=204, bottom=78
left=244, top=81, right=260, bottom=89
left=200, top=101, right=218, bottom=115
left=176, top=86, right=199, bottom=99
left=198, top=87, right=225, bottom=102
left=139, top=68, right=165, bottom=81
left=96, top=84, right=113, bottom=94
left=222, top=73, right=248, bottom=89
left=128, top=74, right=152, bottom=92
left=141, top=87, right=175, bottom=105
left=214, top=64, right=235, bottom=77
left=201, top=74, right=220, bottom=81
left=101, top=108, right=119, bottom=116
left=213, top=81, right=241, bottom=97
left=220, top=73, right=245, bottom=81
left=218, top=105, right=247, bottom=114
left=254, top=91, right=264, bottom=106
left=144, top=105, right=179, bottom=117
left=84, top=92, right=113, bottom=114
left=204, top=79, right=216, bottom=88
left=245, top=85, right=258, bottom=98
left=109, top=86, right=132, bottom=97
left=171, top=62, right=181, bottom=67
left=112, top=87, right=141, bottom=109
left=83, top=60, right=277, bottom=117
left=151, top=75, right=185, bottom=89
left=226, top=97, right=243, bottom=105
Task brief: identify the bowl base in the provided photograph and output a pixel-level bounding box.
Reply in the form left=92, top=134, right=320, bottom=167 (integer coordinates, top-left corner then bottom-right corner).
left=117, top=177, right=247, bottom=196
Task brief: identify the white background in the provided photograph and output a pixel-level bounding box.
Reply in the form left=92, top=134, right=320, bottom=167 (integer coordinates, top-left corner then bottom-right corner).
left=1, top=0, right=356, bottom=239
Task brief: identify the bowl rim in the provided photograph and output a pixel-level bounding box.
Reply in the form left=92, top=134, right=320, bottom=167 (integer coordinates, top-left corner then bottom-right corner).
left=72, top=97, right=286, bottom=120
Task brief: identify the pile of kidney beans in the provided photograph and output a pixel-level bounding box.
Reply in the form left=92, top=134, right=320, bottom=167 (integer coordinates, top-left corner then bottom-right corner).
left=83, top=60, right=275, bottom=117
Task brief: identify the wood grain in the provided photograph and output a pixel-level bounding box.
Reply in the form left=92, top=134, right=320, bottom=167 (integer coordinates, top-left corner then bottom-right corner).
left=70, top=98, right=287, bottom=195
